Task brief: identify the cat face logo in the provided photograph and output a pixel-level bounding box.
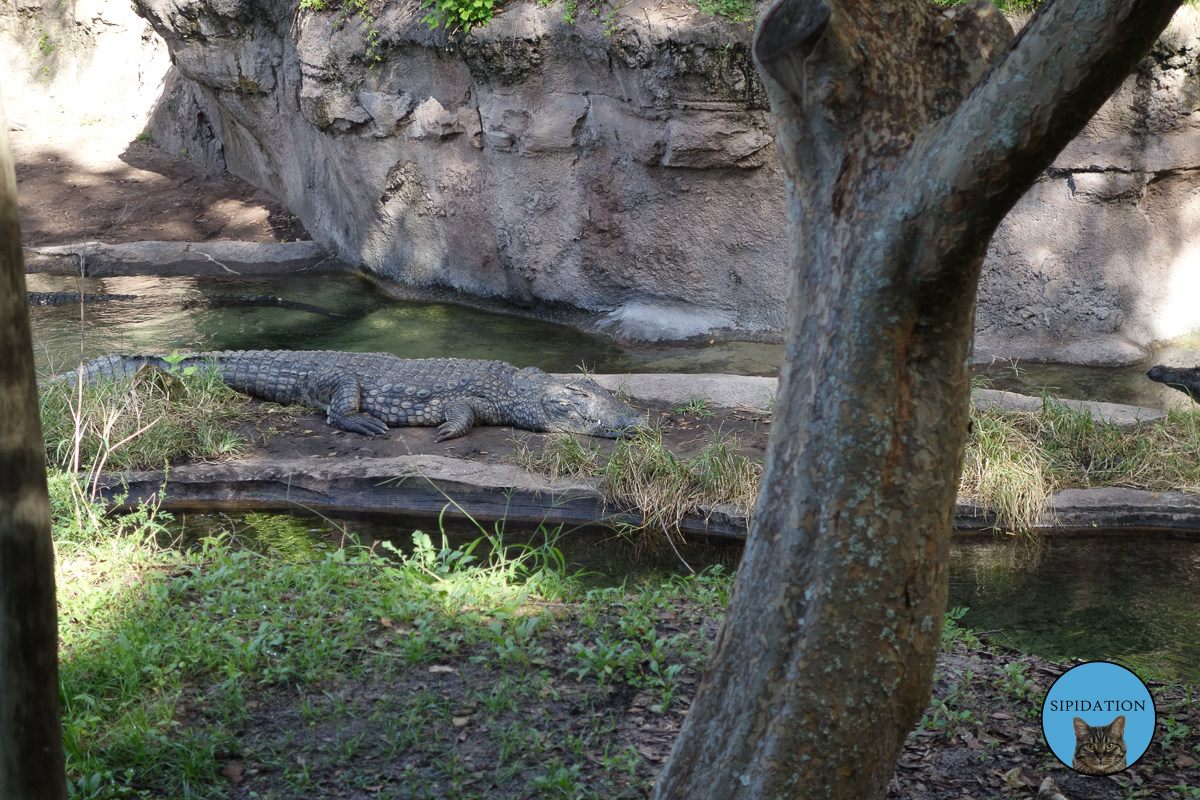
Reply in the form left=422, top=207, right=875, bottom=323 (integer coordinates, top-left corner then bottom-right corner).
left=1040, top=662, right=1156, bottom=776
left=1072, top=715, right=1127, bottom=776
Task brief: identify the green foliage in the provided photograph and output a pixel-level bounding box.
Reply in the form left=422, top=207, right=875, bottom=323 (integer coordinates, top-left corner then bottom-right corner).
left=672, top=394, right=714, bottom=416
left=932, top=0, right=1042, bottom=10
left=941, top=606, right=982, bottom=651
left=133, top=129, right=153, bottom=145
left=299, top=0, right=385, bottom=63
left=36, top=31, right=60, bottom=58
left=693, top=0, right=756, bottom=23
left=421, top=0, right=496, bottom=32
left=38, top=361, right=267, bottom=473
left=962, top=399, right=1200, bottom=532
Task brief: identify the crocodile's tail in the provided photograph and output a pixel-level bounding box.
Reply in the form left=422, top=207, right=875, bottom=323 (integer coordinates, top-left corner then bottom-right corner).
left=39, top=354, right=188, bottom=388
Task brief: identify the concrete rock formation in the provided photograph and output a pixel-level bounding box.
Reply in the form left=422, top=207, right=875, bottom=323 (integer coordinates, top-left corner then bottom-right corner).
left=6, top=0, right=1200, bottom=361
left=974, top=8, right=1200, bottom=367
left=132, top=0, right=788, bottom=343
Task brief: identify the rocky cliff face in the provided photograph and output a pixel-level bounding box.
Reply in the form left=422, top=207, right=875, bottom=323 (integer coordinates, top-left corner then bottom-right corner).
left=11, top=0, right=1200, bottom=362
left=0, top=0, right=168, bottom=118
left=974, top=9, right=1200, bottom=367
left=135, top=0, right=787, bottom=342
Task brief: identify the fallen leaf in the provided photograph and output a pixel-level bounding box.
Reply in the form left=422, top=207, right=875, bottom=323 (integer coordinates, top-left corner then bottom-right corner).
left=457, top=729, right=469, bottom=743
left=380, top=616, right=394, bottom=628
left=452, top=715, right=471, bottom=728
left=1175, top=754, right=1198, bottom=768
left=429, top=665, right=456, bottom=674
left=245, top=700, right=261, bottom=710
left=222, top=760, right=245, bottom=785
left=636, top=745, right=666, bottom=762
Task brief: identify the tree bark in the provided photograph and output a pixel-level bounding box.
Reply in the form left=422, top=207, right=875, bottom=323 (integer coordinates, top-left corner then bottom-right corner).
left=653, top=1, right=1184, bottom=798
left=0, top=85, right=67, bottom=799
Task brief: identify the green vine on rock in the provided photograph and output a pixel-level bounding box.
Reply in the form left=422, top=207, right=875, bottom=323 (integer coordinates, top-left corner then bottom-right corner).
left=421, top=0, right=496, bottom=32
left=297, top=0, right=385, bottom=64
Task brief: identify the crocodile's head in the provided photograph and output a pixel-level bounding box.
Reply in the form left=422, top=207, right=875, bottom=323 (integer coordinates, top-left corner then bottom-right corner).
left=540, top=378, right=649, bottom=438
left=1148, top=365, right=1200, bottom=400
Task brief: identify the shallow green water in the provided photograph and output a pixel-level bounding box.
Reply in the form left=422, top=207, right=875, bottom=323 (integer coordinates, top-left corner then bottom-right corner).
left=949, top=533, right=1200, bottom=683
left=27, top=272, right=783, bottom=378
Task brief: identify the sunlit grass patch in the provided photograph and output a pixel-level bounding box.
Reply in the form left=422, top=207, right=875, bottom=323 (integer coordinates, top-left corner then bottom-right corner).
left=961, top=397, right=1200, bottom=532
left=53, top=471, right=733, bottom=798
left=38, top=362, right=270, bottom=473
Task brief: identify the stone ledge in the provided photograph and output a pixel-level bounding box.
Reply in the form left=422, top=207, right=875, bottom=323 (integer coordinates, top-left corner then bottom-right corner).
left=24, top=240, right=336, bottom=276
left=93, top=455, right=749, bottom=541
left=94, top=456, right=1200, bottom=541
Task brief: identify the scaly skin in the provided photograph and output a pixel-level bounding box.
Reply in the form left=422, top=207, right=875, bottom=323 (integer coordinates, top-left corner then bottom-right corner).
left=1147, top=364, right=1200, bottom=400
left=46, top=350, right=649, bottom=441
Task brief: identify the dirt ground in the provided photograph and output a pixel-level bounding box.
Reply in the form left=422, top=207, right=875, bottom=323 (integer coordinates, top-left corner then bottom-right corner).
left=223, top=400, right=771, bottom=471
left=17, top=100, right=1200, bottom=800
left=7, top=94, right=309, bottom=247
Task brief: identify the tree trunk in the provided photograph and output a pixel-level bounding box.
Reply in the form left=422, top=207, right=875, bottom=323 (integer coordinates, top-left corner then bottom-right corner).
left=0, top=86, right=67, bottom=799
left=653, top=1, right=1184, bottom=798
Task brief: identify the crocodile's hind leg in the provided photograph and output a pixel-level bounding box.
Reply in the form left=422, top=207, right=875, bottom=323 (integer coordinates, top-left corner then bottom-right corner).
left=327, top=378, right=389, bottom=435
left=435, top=402, right=477, bottom=442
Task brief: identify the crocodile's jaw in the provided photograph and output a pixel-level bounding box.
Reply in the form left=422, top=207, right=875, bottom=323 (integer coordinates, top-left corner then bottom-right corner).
left=540, top=379, right=648, bottom=438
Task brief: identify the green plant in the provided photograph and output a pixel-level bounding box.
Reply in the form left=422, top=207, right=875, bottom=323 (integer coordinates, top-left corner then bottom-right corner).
left=673, top=394, right=713, bottom=416
left=941, top=606, right=981, bottom=651
left=134, top=130, right=153, bottom=145
left=1163, top=715, right=1193, bottom=750
left=36, top=31, right=60, bottom=58
left=999, top=662, right=1034, bottom=701
left=693, top=0, right=756, bottom=23
left=38, top=361, right=256, bottom=474
left=421, top=0, right=495, bottom=32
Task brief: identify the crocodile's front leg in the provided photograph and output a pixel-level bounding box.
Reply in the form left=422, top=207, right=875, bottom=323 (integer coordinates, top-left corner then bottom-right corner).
left=435, top=401, right=477, bottom=442
left=328, top=378, right=389, bottom=435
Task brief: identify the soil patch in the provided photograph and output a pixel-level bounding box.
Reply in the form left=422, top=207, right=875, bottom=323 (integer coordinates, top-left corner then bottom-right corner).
left=7, top=94, right=309, bottom=248
left=220, top=400, right=770, bottom=470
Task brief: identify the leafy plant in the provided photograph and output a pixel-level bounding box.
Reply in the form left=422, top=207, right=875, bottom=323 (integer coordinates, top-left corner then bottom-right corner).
left=672, top=394, right=714, bottom=416
left=421, top=0, right=496, bottom=32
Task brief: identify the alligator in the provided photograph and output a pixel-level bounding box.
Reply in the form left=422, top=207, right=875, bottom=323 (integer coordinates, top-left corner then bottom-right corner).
left=29, top=291, right=138, bottom=305
left=1147, top=364, right=1200, bottom=400
left=28, top=292, right=340, bottom=317
left=47, top=350, right=648, bottom=441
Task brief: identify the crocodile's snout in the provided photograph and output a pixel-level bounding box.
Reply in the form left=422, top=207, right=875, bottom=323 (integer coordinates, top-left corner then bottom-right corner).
left=1147, top=364, right=1200, bottom=399
left=542, top=379, right=649, bottom=438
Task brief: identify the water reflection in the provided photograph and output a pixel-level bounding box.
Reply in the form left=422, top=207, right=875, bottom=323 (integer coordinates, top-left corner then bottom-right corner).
left=949, top=533, right=1200, bottom=682
left=27, top=272, right=784, bottom=378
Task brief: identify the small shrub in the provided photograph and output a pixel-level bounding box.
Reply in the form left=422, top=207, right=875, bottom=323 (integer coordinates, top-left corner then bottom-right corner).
left=421, top=0, right=496, bottom=32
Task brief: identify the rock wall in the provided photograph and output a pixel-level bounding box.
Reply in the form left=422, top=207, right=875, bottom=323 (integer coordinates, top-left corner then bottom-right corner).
left=135, top=0, right=788, bottom=342
left=6, top=0, right=1200, bottom=362
left=974, top=9, right=1200, bottom=367
left=0, top=0, right=169, bottom=120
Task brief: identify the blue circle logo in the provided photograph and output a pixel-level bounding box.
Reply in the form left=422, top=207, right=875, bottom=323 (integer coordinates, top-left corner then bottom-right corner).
left=1041, top=661, right=1156, bottom=775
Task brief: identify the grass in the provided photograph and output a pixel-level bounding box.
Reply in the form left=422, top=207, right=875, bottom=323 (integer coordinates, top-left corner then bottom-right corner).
left=52, top=471, right=734, bottom=798
left=38, top=362, right=291, bottom=475
left=961, top=397, right=1200, bottom=532
left=513, top=428, right=762, bottom=545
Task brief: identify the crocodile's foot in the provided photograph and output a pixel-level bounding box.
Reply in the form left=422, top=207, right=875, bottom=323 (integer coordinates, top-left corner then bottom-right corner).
left=329, top=412, right=389, bottom=436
